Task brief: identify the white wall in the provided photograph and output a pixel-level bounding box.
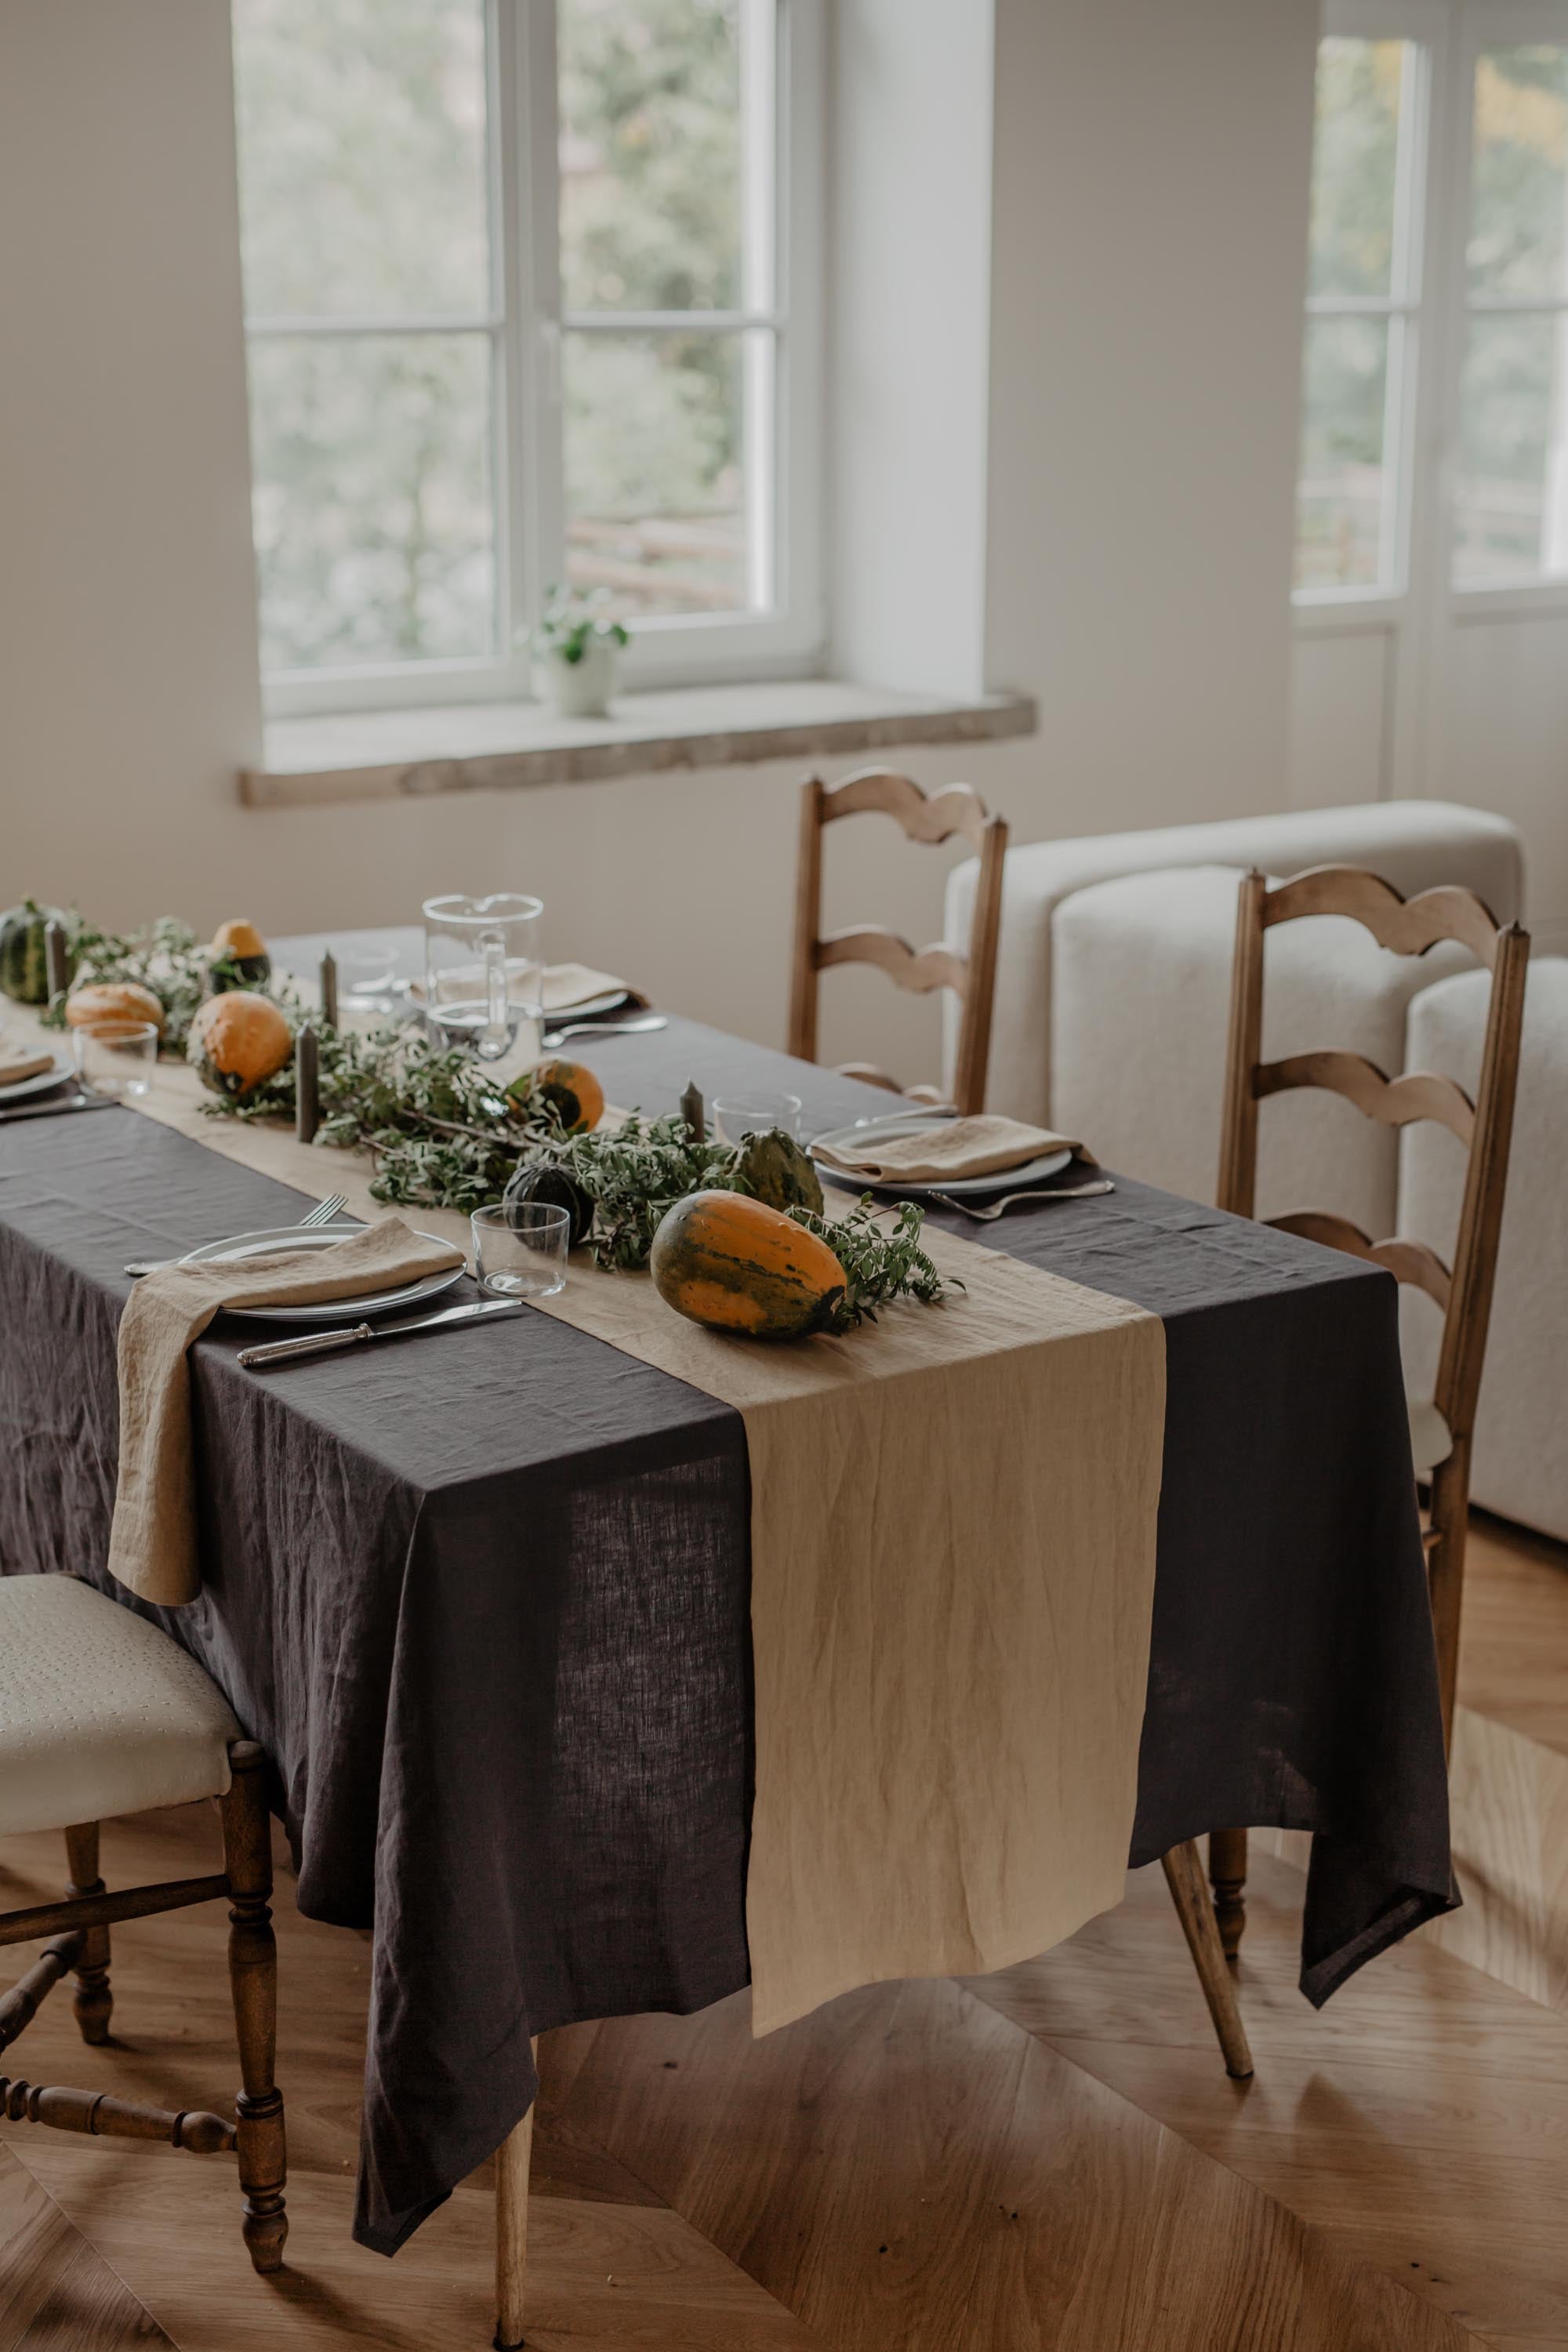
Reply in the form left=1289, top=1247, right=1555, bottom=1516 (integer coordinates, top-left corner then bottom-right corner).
left=0, top=0, right=1320, bottom=1087
left=0, top=0, right=265, bottom=911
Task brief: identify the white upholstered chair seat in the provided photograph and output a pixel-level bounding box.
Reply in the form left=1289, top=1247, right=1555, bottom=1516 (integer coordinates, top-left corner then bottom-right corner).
left=1406, top=1397, right=1454, bottom=1480
left=0, top=1575, right=240, bottom=1838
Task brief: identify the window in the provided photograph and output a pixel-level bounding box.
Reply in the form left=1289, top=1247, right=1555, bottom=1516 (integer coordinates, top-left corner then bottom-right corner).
left=1295, top=36, right=1424, bottom=594
left=231, top=0, right=822, bottom=713
left=1454, top=42, right=1568, bottom=582
left=1294, top=9, right=1568, bottom=608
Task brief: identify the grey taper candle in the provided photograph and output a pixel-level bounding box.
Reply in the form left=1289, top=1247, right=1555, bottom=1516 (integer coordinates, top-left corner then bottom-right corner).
left=319, top=949, right=339, bottom=1030
left=295, top=1025, right=320, bottom=1144
left=43, top=920, right=69, bottom=1003
left=681, top=1080, right=705, bottom=1142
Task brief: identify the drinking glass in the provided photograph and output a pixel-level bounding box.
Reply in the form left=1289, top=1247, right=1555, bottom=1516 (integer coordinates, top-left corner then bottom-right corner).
left=423, top=895, right=544, bottom=1062
left=72, top=1019, right=159, bottom=1099
left=470, top=1200, right=570, bottom=1298
left=337, top=936, right=401, bottom=1006
left=712, top=1091, right=804, bottom=1145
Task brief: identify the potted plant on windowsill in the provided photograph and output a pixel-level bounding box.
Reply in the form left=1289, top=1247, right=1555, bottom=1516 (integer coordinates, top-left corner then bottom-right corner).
left=526, top=586, right=630, bottom=720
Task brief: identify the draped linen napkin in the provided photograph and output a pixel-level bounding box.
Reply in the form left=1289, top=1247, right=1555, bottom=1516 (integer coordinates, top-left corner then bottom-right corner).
left=0, top=1047, right=56, bottom=1087
left=815, top=1113, right=1093, bottom=1185
left=109, top=1218, right=463, bottom=1606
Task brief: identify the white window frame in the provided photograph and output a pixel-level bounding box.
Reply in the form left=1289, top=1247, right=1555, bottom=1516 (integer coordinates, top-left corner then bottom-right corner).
left=249, top=0, right=826, bottom=720
left=1295, top=0, right=1568, bottom=627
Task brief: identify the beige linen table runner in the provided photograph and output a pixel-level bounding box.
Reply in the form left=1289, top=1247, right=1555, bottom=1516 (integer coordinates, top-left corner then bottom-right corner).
left=111, top=1219, right=463, bottom=1606
left=16, top=1010, right=1166, bottom=2032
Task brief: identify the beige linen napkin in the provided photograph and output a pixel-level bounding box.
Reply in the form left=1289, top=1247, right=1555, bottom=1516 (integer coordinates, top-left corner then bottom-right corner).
left=541, top=962, right=635, bottom=1013
left=0, top=1047, right=56, bottom=1087
left=109, top=1218, right=463, bottom=1606
left=814, top=1114, right=1093, bottom=1185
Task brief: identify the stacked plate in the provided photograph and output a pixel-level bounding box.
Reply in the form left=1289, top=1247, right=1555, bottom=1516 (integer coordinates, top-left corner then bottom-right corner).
left=181, top=1225, right=464, bottom=1325
left=0, top=1051, right=75, bottom=1108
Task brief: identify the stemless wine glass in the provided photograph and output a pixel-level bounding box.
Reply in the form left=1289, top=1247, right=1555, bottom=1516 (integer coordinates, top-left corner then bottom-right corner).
left=712, top=1091, right=804, bottom=1145
left=470, top=1200, right=570, bottom=1298
left=72, top=1019, right=159, bottom=1099
left=423, top=895, right=544, bottom=1062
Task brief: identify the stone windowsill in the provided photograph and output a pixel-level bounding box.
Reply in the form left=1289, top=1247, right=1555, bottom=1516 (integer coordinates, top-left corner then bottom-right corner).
left=240, top=679, right=1036, bottom=810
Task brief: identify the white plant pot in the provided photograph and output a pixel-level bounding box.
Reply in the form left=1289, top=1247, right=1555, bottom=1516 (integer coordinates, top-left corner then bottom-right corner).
left=539, top=637, right=618, bottom=719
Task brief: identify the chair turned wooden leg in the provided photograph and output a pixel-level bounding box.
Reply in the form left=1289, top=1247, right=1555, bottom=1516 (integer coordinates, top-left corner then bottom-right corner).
left=220, top=1741, right=287, bottom=2276
left=1162, top=1841, right=1253, bottom=2079
left=495, top=2038, right=539, bottom=2350
left=61, top=1824, right=113, bottom=2045
left=1207, top=1825, right=1248, bottom=1961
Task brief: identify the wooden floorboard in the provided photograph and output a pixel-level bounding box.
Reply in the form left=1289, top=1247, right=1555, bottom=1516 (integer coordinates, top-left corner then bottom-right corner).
left=1458, top=1509, right=1568, bottom=1759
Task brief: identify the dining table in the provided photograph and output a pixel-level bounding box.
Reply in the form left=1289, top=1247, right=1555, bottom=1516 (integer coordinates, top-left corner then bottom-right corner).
left=0, top=995, right=1455, bottom=2258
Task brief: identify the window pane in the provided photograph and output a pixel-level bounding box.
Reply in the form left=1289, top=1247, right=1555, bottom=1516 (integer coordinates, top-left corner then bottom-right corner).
left=558, top=0, right=745, bottom=313
left=233, top=0, right=489, bottom=319
left=248, top=335, right=495, bottom=670
left=1468, top=48, right=1568, bottom=301
left=1295, top=316, right=1391, bottom=590
left=564, top=332, right=749, bottom=615
left=1454, top=314, right=1568, bottom=583
left=1307, top=37, right=1410, bottom=299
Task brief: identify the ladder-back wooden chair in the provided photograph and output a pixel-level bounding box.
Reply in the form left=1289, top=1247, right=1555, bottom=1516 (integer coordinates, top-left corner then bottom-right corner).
left=0, top=1574, right=287, bottom=2272
left=788, top=766, right=1007, bottom=1114
left=1207, top=866, right=1529, bottom=1959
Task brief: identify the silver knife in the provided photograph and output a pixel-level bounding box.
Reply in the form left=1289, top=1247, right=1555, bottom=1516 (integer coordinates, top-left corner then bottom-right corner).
left=236, top=1294, right=525, bottom=1369
left=0, top=1089, right=119, bottom=1124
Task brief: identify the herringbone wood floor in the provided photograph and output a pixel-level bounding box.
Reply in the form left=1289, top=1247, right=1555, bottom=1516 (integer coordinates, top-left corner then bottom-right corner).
left=2, top=1518, right=1566, bottom=2352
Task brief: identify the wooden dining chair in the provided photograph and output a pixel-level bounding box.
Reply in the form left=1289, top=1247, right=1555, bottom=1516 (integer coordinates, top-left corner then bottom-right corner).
left=1206, top=866, right=1529, bottom=1960
left=788, top=766, right=1008, bottom=1114
left=0, top=1574, right=287, bottom=2273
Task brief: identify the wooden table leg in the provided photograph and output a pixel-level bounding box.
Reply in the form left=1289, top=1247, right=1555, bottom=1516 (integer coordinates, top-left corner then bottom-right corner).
left=1162, top=1842, right=1254, bottom=2080
left=494, top=2039, right=539, bottom=2351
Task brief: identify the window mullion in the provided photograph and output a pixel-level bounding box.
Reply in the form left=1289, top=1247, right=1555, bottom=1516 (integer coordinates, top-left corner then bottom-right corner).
left=504, top=0, right=565, bottom=655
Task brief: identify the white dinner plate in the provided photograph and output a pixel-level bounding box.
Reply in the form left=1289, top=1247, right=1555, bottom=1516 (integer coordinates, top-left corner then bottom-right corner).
left=181, top=1224, right=465, bottom=1323
left=809, top=1112, right=1074, bottom=1199
left=0, top=1051, right=76, bottom=1105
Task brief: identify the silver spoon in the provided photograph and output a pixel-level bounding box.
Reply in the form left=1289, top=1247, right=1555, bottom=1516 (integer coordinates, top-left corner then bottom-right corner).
left=542, top=1013, right=667, bottom=1051
left=928, top=1179, right=1115, bottom=1221
left=124, top=1192, right=350, bottom=1277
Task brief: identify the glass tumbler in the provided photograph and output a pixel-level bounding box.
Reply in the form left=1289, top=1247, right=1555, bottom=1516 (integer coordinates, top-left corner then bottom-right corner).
left=72, top=1019, right=159, bottom=1099
left=470, top=1200, right=570, bottom=1298
left=712, top=1091, right=804, bottom=1145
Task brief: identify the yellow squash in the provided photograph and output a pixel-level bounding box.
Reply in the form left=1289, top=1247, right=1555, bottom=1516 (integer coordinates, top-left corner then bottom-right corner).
left=650, top=1191, right=846, bottom=1338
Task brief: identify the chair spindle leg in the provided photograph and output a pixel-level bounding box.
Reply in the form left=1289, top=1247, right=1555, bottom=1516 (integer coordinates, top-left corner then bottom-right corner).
left=1162, top=1841, right=1253, bottom=2078
left=495, top=2037, right=539, bottom=2350
left=62, top=1824, right=113, bottom=2045
left=1207, top=1825, right=1248, bottom=1960
left=220, top=1741, right=287, bottom=2274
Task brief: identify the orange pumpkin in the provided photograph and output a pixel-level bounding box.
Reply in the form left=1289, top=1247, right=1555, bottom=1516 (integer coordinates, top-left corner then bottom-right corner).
left=64, top=980, right=165, bottom=1034
left=650, top=1191, right=846, bottom=1338
left=187, top=990, right=292, bottom=1098
left=521, top=1058, right=604, bottom=1134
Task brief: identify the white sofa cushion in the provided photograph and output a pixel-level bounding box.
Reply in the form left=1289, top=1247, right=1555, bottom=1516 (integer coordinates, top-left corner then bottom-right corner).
left=1050, top=865, right=1473, bottom=1232
left=1399, top=959, right=1568, bottom=1541
left=0, top=1575, right=240, bottom=1838
left=946, top=800, right=1524, bottom=1121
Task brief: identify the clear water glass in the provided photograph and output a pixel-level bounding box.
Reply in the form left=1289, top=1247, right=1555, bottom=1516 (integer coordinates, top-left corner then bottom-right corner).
left=337, top=937, right=401, bottom=1004
left=470, top=1200, right=570, bottom=1298
left=712, top=1091, right=803, bottom=1145
left=423, top=894, right=544, bottom=1062
left=73, top=1020, right=159, bottom=1099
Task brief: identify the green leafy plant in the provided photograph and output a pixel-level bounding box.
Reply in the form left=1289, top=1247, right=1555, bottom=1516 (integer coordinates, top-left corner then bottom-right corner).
left=789, top=1198, right=956, bottom=1331
left=526, top=583, right=630, bottom=666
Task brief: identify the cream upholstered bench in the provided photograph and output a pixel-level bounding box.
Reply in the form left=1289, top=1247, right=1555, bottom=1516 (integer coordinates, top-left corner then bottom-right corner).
left=0, top=1574, right=287, bottom=2272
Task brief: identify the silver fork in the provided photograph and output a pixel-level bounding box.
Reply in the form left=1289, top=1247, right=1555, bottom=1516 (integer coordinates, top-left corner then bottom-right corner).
left=929, top=1179, right=1115, bottom=1221
left=124, top=1193, right=350, bottom=1277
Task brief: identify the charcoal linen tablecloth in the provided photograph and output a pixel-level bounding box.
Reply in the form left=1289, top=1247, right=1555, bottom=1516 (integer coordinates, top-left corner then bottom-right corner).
left=0, top=1017, right=1454, bottom=2254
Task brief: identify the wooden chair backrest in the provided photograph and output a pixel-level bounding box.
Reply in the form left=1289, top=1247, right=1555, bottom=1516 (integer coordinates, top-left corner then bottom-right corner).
left=1216, top=864, right=1529, bottom=1450
left=787, top=767, right=1008, bottom=1116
